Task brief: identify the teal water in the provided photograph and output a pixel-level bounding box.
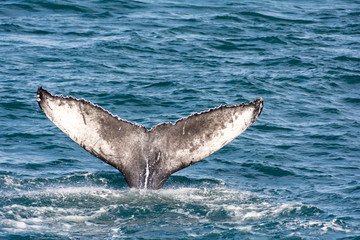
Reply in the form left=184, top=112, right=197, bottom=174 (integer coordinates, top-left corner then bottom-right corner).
left=1, top=0, right=359, bottom=239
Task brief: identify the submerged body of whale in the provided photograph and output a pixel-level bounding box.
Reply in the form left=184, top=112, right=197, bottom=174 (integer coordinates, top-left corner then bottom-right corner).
left=37, top=87, right=263, bottom=189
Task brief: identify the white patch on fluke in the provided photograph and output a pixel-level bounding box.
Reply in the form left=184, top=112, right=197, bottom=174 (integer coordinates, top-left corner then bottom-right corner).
left=144, top=158, right=150, bottom=189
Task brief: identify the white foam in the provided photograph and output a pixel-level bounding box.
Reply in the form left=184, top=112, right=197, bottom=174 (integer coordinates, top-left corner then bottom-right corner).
left=1, top=185, right=350, bottom=237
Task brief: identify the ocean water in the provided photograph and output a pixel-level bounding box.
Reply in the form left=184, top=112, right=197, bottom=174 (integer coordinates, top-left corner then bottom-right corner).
left=1, top=0, right=359, bottom=239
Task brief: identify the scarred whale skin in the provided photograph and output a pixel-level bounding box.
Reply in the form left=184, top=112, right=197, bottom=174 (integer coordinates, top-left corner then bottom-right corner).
left=37, top=87, right=263, bottom=189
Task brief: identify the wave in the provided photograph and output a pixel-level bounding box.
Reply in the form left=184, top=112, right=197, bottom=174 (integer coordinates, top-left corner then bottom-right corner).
left=241, top=163, right=295, bottom=177
left=237, top=11, right=316, bottom=24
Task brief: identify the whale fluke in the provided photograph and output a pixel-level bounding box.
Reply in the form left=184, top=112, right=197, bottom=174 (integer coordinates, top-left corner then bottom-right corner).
left=37, top=87, right=263, bottom=189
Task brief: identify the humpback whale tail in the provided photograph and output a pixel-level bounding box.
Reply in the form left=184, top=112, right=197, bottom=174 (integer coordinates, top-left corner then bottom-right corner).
left=37, top=87, right=263, bottom=189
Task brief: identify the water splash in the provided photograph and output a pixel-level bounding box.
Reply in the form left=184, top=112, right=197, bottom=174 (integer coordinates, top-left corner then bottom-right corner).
left=0, top=177, right=351, bottom=239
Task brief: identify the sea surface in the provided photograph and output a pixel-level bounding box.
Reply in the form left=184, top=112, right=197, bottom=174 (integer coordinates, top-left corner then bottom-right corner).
left=1, top=0, right=359, bottom=239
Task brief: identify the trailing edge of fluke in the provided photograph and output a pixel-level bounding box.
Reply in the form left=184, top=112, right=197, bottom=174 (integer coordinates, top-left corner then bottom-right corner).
left=37, top=87, right=263, bottom=189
